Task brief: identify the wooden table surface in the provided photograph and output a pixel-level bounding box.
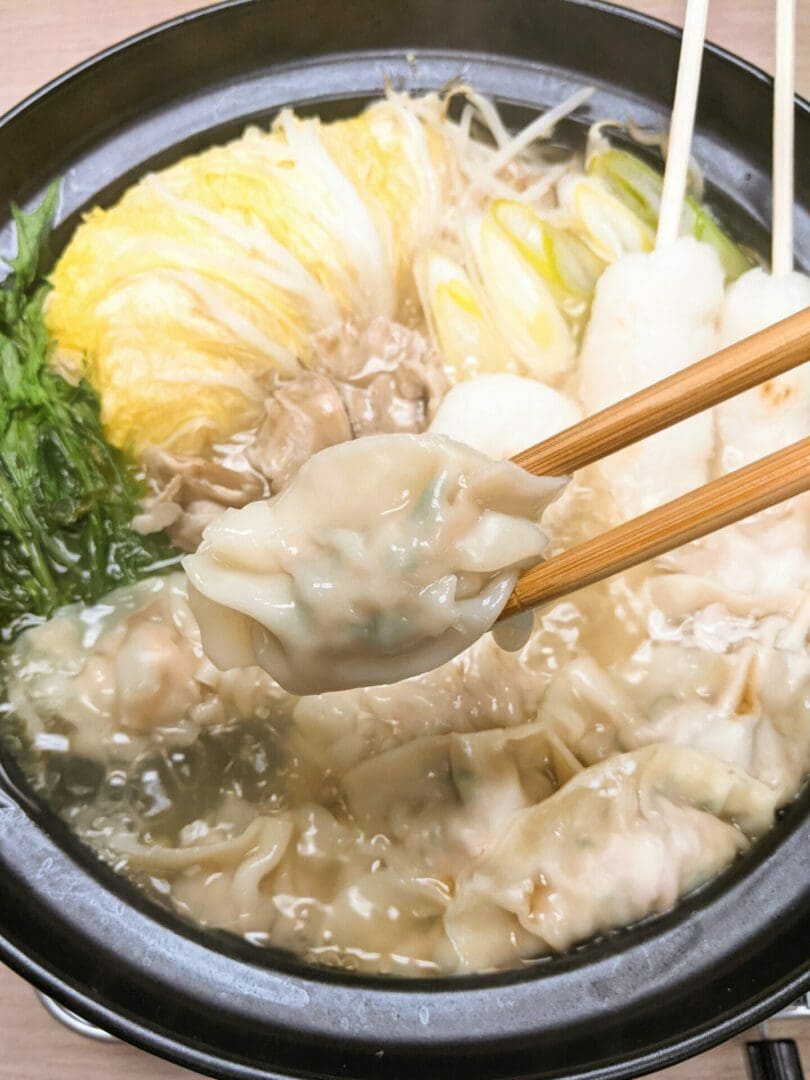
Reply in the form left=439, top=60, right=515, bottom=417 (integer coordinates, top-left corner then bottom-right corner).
left=0, top=2, right=807, bottom=1078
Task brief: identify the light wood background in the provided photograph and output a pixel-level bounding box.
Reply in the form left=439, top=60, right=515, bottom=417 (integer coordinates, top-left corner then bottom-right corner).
left=1, top=0, right=809, bottom=112
left=0, top=1, right=807, bottom=1078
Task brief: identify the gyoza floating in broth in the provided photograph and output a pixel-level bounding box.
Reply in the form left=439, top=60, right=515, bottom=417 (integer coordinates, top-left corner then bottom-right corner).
left=2, top=85, right=809, bottom=978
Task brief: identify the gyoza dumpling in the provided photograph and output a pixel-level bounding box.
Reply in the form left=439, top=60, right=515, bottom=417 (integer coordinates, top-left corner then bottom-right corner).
left=4, top=573, right=293, bottom=764
left=619, top=605, right=810, bottom=801
left=341, top=721, right=583, bottom=876
left=651, top=498, right=810, bottom=610
left=292, top=618, right=583, bottom=775
left=541, top=606, right=810, bottom=806
left=444, top=744, right=777, bottom=971
left=118, top=798, right=450, bottom=975
left=184, top=434, right=564, bottom=694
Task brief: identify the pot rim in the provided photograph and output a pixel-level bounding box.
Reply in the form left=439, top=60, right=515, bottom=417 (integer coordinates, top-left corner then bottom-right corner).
left=0, top=3, right=808, bottom=1079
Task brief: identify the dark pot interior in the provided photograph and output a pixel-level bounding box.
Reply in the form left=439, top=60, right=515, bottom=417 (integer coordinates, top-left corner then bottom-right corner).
left=0, top=2, right=808, bottom=1078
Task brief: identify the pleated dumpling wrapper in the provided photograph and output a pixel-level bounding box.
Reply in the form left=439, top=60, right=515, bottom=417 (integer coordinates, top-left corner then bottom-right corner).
left=183, top=434, right=564, bottom=694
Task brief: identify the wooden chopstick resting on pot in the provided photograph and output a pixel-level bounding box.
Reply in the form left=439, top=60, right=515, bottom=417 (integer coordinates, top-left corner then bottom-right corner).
left=499, top=306, right=810, bottom=621
left=511, top=307, right=810, bottom=478
left=500, top=436, right=810, bottom=620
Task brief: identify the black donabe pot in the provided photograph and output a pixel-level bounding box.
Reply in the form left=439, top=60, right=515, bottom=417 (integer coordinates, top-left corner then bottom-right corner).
left=0, top=1, right=808, bottom=1077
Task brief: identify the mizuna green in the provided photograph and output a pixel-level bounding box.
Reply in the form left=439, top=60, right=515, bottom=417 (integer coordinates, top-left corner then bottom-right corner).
left=0, top=187, right=178, bottom=641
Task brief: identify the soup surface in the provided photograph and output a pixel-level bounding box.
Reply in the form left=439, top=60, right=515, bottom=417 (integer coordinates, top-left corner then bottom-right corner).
left=2, top=88, right=809, bottom=976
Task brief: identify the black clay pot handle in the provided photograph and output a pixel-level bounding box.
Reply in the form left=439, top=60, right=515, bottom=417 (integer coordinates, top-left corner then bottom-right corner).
left=746, top=1038, right=806, bottom=1080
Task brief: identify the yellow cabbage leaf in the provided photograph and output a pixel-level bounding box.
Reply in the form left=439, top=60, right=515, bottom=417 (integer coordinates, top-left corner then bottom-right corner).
left=46, top=101, right=446, bottom=452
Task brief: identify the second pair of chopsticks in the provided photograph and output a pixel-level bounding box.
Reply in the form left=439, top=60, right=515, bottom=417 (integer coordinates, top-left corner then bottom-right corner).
left=500, top=306, right=810, bottom=620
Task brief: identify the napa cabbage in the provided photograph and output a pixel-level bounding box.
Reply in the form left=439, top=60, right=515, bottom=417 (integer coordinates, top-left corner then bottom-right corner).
left=46, top=101, right=445, bottom=453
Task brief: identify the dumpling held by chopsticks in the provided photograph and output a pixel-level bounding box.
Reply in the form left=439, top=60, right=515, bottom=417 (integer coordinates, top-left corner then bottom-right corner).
left=183, top=434, right=564, bottom=694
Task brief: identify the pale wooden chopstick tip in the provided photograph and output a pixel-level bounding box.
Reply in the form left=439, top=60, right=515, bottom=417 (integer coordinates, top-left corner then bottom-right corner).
left=501, top=436, right=810, bottom=621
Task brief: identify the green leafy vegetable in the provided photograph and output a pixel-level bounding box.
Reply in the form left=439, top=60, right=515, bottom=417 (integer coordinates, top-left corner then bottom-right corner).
left=0, top=185, right=179, bottom=641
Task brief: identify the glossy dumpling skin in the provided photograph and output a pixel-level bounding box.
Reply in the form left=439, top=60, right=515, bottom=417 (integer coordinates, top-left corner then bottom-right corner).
left=184, top=433, right=564, bottom=694
left=444, top=744, right=777, bottom=971
left=292, top=623, right=576, bottom=775
left=5, top=573, right=292, bottom=764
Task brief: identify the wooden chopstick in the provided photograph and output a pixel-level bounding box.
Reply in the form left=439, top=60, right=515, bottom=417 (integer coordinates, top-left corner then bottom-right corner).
left=500, top=437, right=810, bottom=620
left=511, top=307, right=810, bottom=478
